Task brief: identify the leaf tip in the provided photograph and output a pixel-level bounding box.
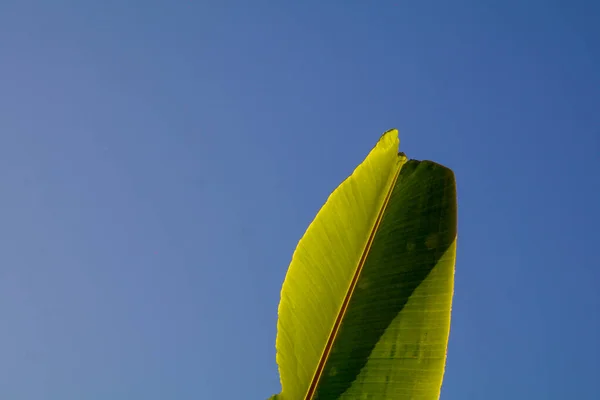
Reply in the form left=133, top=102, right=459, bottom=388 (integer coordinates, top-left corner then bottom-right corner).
left=379, top=128, right=399, bottom=142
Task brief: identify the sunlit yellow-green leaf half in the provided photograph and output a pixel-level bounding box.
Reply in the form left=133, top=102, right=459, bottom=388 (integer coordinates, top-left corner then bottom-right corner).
left=269, top=129, right=457, bottom=400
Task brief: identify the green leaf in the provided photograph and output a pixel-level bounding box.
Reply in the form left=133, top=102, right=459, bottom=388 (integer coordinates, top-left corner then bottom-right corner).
left=271, top=129, right=457, bottom=400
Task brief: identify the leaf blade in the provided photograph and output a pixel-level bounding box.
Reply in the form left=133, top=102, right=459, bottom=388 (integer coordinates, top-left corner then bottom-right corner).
left=272, top=131, right=457, bottom=400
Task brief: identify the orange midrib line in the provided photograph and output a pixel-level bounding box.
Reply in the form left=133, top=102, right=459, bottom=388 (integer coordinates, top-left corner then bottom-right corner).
left=304, top=161, right=403, bottom=400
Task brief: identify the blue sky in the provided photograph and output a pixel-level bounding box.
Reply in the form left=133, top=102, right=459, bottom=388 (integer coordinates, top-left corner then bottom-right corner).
left=1, top=1, right=599, bottom=399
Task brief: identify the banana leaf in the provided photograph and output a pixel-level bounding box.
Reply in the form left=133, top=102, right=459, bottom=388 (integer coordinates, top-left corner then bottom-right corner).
left=269, top=129, right=457, bottom=400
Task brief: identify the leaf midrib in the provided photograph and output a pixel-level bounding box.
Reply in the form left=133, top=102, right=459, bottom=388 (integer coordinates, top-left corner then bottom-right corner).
left=304, top=157, right=405, bottom=400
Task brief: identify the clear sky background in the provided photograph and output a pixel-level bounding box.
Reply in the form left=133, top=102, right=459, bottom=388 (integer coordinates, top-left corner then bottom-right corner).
left=1, top=1, right=599, bottom=399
